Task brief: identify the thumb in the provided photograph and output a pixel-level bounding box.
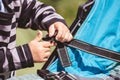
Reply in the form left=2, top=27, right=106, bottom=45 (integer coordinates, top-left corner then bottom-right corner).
left=34, top=30, right=43, bottom=42
left=49, top=24, right=56, bottom=37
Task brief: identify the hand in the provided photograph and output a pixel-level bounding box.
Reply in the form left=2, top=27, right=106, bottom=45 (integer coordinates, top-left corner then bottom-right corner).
left=28, top=31, right=54, bottom=62
left=48, top=22, right=73, bottom=42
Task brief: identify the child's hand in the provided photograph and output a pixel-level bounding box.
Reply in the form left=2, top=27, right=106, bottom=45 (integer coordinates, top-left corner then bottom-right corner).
left=49, top=22, right=73, bottom=42
left=28, top=31, right=54, bottom=62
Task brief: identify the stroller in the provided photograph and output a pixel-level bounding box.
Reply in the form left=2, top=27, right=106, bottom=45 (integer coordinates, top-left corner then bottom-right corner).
left=37, top=0, right=120, bottom=80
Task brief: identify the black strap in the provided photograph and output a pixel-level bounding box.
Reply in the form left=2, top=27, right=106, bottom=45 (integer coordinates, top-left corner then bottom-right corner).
left=57, top=42, right=71, bottom=67
left=42, top=33, right=71, bottom=68
left=42, top=34, right=120, bottom=69
left=42, top=34, right=71, bottom=67
left=64, top=39, right=120, bottom=62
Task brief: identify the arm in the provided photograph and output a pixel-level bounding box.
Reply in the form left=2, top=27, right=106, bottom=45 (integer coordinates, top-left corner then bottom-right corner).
left=18, top=0, right=66, bottom=30
left=0, top=44, right=33, bottom=73
left=0, top=31, right=53, bottom=73
left=18, top=0, right=73, bottom=42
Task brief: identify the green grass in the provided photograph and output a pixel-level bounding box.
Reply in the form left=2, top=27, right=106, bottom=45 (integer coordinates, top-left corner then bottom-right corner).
left=16, top=63, right=44, bottom=76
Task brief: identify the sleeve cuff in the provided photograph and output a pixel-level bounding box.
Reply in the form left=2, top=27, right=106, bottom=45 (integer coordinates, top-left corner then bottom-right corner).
left=42, top=18, right=68, bottom=30
left=22, top=44, right=34, bottom=67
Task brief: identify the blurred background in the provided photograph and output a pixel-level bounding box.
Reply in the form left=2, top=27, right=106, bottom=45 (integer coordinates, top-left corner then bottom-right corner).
left=16, top=0, right=87, bottom=76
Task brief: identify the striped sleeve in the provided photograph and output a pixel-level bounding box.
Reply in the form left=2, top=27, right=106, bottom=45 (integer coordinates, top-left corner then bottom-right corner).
left=18, top=0, right=67, bottom=30
left=0, top=44, right=34, bottom=73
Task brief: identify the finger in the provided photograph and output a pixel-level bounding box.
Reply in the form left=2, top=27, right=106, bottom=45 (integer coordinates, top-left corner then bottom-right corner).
left=42, top=52, right=51, bottom=62
left=54, top=23, right=67, bottom=41
left=68, top=33, right=73, bottom=41
left=34, top=30, right=43, bottom=42
left=60, top=32, right=69, bottom=42
left=44, top=51, right=51, bottom=57
left=50, top=41, right=56, bottom=46
left=62, top=32, right=73, bottom=42
left=43, top=47, right=51, bottom=52
left=49, top=24, right=56, bottom=37
left=60, top=32, right=68, bottom=42
left=42, top=41, right=55, bottom=48
left=42, top=58, right=48, bottom=62
left=55, top=30, right=63, bottom=41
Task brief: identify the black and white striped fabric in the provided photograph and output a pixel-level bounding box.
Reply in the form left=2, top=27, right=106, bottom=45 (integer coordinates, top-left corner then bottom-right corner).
left=0, top=0, right=66, bottom=79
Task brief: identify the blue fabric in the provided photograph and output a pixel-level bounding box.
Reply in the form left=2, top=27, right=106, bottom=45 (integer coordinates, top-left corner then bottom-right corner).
left=48, top=0, right=120, bottom=78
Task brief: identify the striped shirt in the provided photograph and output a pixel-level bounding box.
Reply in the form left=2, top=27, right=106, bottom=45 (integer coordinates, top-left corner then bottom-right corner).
left=0, top=0, right=66, bottom=79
